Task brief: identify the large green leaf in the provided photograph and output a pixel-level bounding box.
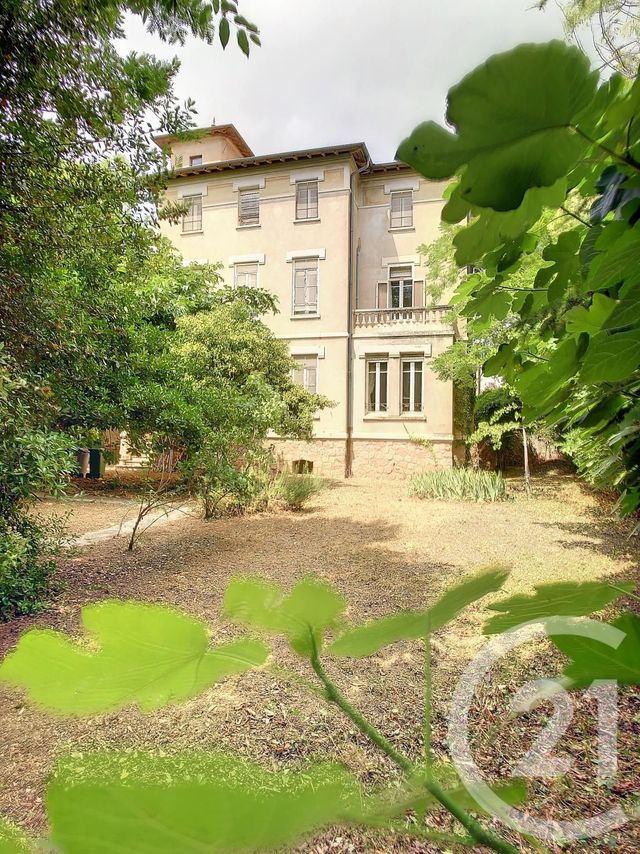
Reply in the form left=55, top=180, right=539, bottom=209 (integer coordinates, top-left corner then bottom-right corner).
left=223, top=576, right=345, bottom=657
left=586, top=225, right=640, bottom=291
left=0, top=601, right=267, bottom=714
left=564, top=293, right=617, bottom=335
left=452, top=180, right=567, bottom=265
left=551, top=613, right=640, bottom=688
left=330, top=567, right=509, bottom=658
left=47, top=752, right=362, bottom=854
left=515, top=337, right=579, bottom=415
left=0, top=819, right=32, bottom=854
left=580, top=329, right=640, bottom=384
left=397, top=42, right=597, bottom=210
left=484, top=581, right=635, bottom=635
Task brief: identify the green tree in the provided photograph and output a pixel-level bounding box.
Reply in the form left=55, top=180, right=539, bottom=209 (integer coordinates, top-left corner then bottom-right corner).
left=538, top=0, right=639, bottom=77
left=398, top=40, right=640, bottom=516
left=0, top=0, right=260, bottom=612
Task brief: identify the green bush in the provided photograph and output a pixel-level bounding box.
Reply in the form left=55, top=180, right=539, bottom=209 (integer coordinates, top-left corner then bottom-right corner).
left=408, top=468, right=506, bottom=502
left=0, top=516, right=65, bottom=621
left=275, top=471, right=322, bottom=511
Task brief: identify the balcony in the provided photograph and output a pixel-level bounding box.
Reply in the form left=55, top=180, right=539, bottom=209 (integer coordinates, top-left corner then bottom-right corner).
left=353, top=305, right=452, bottom=330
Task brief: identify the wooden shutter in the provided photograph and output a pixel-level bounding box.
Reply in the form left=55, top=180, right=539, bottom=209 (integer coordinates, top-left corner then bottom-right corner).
left=238, top=189, right=259, bottom=225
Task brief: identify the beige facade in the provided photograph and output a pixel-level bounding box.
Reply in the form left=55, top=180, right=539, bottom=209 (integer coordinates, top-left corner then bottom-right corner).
left=157, top=125, right=458, bottom=479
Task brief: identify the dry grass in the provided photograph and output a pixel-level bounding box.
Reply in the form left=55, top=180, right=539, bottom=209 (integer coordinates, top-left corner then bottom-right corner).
left=2, top=468, right=639, bottom=852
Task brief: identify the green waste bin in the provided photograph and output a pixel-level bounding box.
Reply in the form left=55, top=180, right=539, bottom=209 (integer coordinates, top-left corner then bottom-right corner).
left=88, top=448, right=106, bottom=479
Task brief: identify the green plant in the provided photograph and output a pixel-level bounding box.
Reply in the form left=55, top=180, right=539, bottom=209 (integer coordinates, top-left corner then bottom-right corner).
left=275, top=470, right=323, bottom=510
left=0, top=570, right=638, bottom=852
left=397, top=39, right=640, bottom=517
left=408, top=468, right=507, bottom=502
left=0, top=517, right=66, bottom=622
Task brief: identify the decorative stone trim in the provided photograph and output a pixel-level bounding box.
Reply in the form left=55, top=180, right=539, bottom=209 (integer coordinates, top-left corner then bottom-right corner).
left=232, top=176, right=265, bottom=191
left=177, top=183, right=208, bottom=199
left=289, top=168, right=325, bottom=184
left=286, top=248, right=326, bottom=261
left=383, top=178, right=419, bottom=195
left=228, top=253, right=266, bottom=265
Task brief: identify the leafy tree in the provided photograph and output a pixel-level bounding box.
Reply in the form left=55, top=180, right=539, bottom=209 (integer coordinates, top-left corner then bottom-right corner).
left=398, top=40, right=640, bottom=516
left=538, top=0, right=639, bottom=77
left=0, top=0, right=261, bottom=609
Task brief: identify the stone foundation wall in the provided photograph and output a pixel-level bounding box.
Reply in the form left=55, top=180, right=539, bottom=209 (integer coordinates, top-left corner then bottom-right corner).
left=350, top=438, right=453, bottom=480
left=271, top=437, right=454, bottom=480
left=270, top=438, right=347, bottom=479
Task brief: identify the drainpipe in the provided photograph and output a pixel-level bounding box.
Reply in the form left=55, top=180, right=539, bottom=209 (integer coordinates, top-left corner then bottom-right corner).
left=345, top=154, right=371, bottom=478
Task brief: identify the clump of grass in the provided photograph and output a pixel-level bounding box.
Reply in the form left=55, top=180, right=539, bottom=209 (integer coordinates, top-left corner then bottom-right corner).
left=275, top=471, right=322, bottom=511
left=408, top=468, right=506, bottom=502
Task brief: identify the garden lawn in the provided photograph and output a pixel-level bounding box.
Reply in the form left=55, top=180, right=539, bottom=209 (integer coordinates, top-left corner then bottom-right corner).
left=1, top=469, right=638, bottom=852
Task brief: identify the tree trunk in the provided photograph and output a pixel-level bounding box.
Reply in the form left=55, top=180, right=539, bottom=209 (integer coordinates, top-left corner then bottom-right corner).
left=522, top=424, right=531, bottom=496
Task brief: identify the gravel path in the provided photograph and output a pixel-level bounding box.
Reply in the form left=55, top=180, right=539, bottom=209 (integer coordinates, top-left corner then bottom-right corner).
left=2, top=472, right=639, bottom=852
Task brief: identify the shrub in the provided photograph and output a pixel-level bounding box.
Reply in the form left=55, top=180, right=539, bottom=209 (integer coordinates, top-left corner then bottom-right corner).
left=408, top=468, right=506, bottom=502
left=275, top=471, right=322, bottom=511
left=0, top=516, right=66, bottom=621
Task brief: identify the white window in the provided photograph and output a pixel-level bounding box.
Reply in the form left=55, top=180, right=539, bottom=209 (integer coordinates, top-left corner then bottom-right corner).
left=389, top=265, right=414, bottom=309
left=390, top=190, right=413, bottom=228
left=402, top=359, right=423, bottom=413
left=238, top=189, right=260, bottom=225
left=292, top=356, right=318, bottom=394
left=292, top=258, right=319, bottom=315
left=190, top=154, right=203, bottom=166
left=367, top=360, right=388, bottom=412
left=234, top=262, right=258, bottom=288
left=296, top=181, right=318, bottom=220
left=182, top=194, right=202, bottom=232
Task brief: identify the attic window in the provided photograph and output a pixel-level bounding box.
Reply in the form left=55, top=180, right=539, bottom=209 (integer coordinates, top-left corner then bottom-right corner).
left=190, top=155, right=203, bottom=166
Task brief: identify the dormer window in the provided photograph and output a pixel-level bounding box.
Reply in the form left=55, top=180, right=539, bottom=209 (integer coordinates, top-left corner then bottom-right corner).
left=190, top=155, right=203, bottom=166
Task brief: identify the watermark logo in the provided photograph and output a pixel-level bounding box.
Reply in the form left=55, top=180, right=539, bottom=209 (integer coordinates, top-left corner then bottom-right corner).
left=448, top=617, right=637, bottom=843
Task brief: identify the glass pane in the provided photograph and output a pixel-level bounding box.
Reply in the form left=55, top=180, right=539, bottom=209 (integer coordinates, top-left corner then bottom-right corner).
left=390, top=282, right=400, bottom=308
left=414, top=365, right=423, bottom=411
left=402, top=364, right=411, bottom=412
left=379, top=364, right=388, bottom=411
left=367, top=363, right=376, bottom=411
left=403, top=281, right=413, bottom=307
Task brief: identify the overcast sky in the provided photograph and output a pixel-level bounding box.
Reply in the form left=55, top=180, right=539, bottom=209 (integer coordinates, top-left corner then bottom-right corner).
left=122, top=0, right=573, bottom=163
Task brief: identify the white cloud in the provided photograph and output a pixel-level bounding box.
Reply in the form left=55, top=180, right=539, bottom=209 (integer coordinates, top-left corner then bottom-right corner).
left=121, top=0, right=571, bottom=162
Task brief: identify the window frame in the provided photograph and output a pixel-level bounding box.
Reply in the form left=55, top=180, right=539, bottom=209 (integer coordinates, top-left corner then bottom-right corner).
left=292, top=257, right=319, bottom=316
left=401, top=358, right=424, bottom=413
left=390, top=190, right=414, bottom=229
left=295, top=180, right=319, bottom=220
left=238, top=188, right=260, bottom=226
left=388, top=265, right=414, bottom=310
left=181, top=193, right=203, bottom=233
left=292, top=355, right=318, bottom=394
left=189, top=154, right=203, bottom=166
left=234, top=261, right=259, bottom=288
left=366, top=359, right=388, bottom=413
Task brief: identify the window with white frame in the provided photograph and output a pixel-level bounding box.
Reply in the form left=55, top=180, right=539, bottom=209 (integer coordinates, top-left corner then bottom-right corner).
left=367, top=360, right=388, bottom=412
left=295, top=180, right=319, bottom=220
left=390, top=190, right=413, bottom=228
left=292, top=258, right=319, bottom=315
left=292, top=356, right=318, bottom=394
left=234, top=262, right=258, bottom=288
left=190, top=154, right=203, bottom=166
left=238, top=188, right=260, bottom=225
left=402, top=359, right=423, bottom=413
left=182, top=194, right=202, bottom=232
left=389, top=265, right=414, bottom=309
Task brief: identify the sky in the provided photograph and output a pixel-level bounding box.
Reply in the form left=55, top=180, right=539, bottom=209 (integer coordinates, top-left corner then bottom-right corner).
left=122, top=0, right=573, bottom=163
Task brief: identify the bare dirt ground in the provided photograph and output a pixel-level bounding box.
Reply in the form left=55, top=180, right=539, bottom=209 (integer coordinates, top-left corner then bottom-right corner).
left=2, top=469, right=639, bottom=852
